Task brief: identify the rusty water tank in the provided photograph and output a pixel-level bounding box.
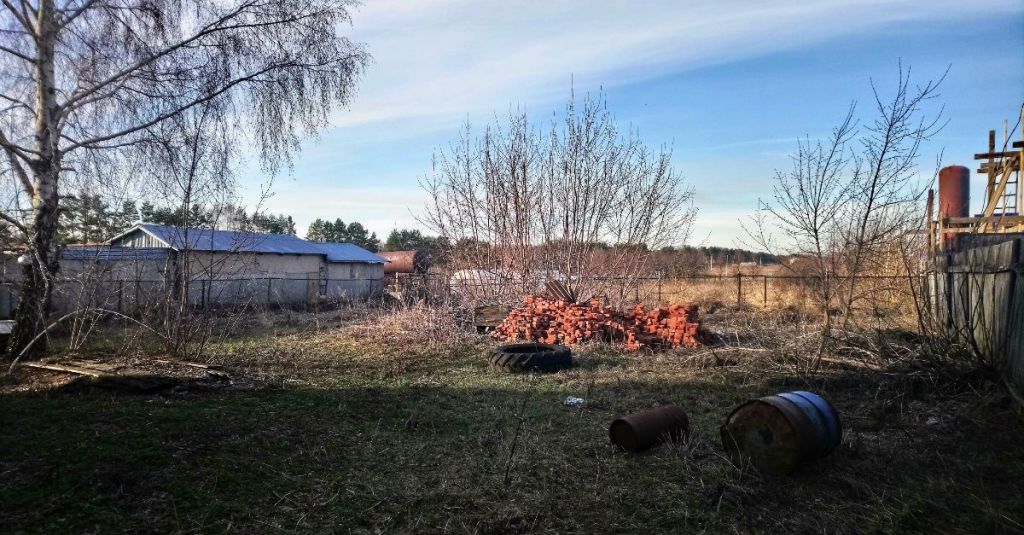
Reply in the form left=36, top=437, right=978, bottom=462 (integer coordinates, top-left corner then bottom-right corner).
left=938, top=165, right=970, bottom=219
left=610, top=405, right=690, bottom=452
left=379, top=250, right=430, bottom=274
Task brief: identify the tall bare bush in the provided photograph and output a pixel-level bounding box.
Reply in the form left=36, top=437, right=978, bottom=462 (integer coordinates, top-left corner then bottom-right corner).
left=422, top=92, right=695, bottom=303
left=745, top=65, right=944, bottom=363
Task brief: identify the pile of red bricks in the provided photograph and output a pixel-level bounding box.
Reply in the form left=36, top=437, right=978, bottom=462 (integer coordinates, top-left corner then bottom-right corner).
left=493, top=295, right=702, bottom=351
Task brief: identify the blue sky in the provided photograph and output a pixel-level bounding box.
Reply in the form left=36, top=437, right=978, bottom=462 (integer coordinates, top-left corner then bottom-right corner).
left=242, top=0, right=1024, bottom=247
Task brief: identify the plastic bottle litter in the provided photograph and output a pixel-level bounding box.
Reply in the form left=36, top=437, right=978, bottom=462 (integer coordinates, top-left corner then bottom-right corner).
left=564, top=396, right=586, bottom=407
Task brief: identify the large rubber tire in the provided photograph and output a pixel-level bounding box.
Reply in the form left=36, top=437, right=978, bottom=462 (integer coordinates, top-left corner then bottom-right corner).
left=489, top=343, right=572, bottom=373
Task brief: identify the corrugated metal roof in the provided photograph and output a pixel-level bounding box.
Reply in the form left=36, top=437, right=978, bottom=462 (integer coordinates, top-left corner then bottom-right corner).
left=63, top=246, right=170, bottom=261
left=314, top=242, right=387, bottom=264
left=125, top=224, right=325, bottom=255
left=111, top=224, right=385, bottom=263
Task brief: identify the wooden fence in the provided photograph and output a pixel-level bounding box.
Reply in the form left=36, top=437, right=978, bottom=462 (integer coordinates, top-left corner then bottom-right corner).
left=927, top=238, right=1023, bottom=397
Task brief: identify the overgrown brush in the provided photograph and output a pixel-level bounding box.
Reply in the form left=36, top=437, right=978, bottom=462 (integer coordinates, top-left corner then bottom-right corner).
left=342, top=303, right=479, bottom=352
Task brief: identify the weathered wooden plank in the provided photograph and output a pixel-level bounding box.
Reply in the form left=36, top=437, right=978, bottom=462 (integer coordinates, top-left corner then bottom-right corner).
left=941, top=239, right=1022, bottom=397
left=1007, top=278, right=1024, bottom=398
left=151, top=359, right=224, bottom=370
left=23, top=362, right=103, bottom=377
left=1004, top=240, right=1023, bottom=397
left=974, top=151, right=1022, bottom=160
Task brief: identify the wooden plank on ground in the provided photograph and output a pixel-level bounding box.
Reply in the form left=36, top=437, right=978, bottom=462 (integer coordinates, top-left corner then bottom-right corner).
left=61, top=360, right=120, bottom=372
left=152, top=359, right=224, bottom=370
left=24, top=362, right=103, bottom=377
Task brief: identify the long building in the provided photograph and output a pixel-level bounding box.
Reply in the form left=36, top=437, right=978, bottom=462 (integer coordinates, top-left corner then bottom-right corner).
left=0, top=223, right=387, bottom=318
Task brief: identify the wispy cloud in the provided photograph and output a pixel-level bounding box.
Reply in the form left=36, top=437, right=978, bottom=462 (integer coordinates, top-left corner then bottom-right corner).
left=250, top=0, right=1022, bottom=242
left=339, top=0, right=1020, bottom=131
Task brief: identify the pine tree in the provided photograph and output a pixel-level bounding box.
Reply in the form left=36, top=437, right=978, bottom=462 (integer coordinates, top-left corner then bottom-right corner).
left=306, top=218, right=328, bottom=242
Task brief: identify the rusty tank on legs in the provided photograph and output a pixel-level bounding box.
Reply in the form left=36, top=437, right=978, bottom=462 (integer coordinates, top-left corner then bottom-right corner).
left=720, top=391, right=842, bottom=474
left=609, top=405, right=690, bottom=453
left=938, top=165, right=970, bottom=219
left=937, top=165, right=971, bottom=252
left=379, top=250, right=431, bottom=274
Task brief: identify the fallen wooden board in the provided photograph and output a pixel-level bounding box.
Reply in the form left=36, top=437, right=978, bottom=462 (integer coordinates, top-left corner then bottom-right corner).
left=61, top=360, right=120, bottom=373
left=23, top=362, right=104, bottom=377
left=152, top=359, right=225, bottom=370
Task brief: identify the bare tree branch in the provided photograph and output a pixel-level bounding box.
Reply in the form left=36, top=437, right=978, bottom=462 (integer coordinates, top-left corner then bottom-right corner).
left=0, top=208, right=27, bottom=232
left=1, top=0, right=36, bottom=37
left=64, top=59, right=328, bottom=151
left=0, top=42, right=34, bottom=62
left=54, top=0, right=98, bottom=30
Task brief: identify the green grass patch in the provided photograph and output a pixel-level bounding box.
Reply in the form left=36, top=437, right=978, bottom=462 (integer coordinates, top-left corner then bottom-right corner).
left=2, top=321, right=1023, bottom=534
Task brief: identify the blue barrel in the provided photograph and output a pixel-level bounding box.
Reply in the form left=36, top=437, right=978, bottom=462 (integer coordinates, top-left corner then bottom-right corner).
left=721, top=390, right=842, bottom=474
left=774, top=391, right=841, bottom=458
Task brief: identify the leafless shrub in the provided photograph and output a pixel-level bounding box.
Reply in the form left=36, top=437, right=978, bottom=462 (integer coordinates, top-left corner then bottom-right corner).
left=744, top=63, right=945, bottom=366
left=422, top=91, right=696, bottom=305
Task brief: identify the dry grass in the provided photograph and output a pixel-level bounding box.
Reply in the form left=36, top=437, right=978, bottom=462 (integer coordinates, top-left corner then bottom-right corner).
left=1, top=306, right=1022, bottom=534
left=651, top=275, right=922, bottom=319
left=341, top=303, right=478, bottom=352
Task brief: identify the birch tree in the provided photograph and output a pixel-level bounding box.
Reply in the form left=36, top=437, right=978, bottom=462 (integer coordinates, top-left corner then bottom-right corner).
left=0, top=0, right=368, bottom=356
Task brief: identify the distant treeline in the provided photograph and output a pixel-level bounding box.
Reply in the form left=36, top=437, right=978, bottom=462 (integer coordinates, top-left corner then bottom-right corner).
left=658, top=245, right=780, bottom=266
left=306, top=218, right=380, bottom=251
left=51, top=194, right=773, bottom=271
left=57, top=194, right=296, bottom=245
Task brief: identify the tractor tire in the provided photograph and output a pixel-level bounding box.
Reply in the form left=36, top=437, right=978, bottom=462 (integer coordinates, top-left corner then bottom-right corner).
left=489, top=343, right=572, bottom=373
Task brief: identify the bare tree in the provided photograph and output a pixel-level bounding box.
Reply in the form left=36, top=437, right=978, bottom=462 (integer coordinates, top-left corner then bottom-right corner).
left=0, top=1, right=369, bottom=356
left=745, top=64, right=944, bottom=365
left=836, top=65, right=945, bottom=328
left=744, top=107, right=857, bottom=360
left=422, top=92, right=695, bottom=304
left=147, top=100, right=231, bottom=359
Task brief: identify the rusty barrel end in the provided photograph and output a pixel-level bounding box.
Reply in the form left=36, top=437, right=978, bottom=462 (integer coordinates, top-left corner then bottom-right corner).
left=721, top=391, right=841, bottom=475
left=610, top=404, right=689, bottom=453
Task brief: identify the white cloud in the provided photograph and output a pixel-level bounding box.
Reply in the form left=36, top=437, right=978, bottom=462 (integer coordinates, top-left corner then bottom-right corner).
left=244, top=0, right=1021, bottom=243
left=338, top=0, right=1020, bottom=130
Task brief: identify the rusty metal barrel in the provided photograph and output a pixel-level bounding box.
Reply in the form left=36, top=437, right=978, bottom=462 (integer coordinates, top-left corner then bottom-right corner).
left=379, top=250, right=431, bottom=274
left=720, top=391, right=841, bottom=474
left=610, top=405, right=689, bottom=452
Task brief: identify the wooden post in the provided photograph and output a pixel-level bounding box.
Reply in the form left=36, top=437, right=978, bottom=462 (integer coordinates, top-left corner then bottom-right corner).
left=988, top=129, right=996, bottom=211
left=266, top=278, right=272, bottom=306
left=763, top=275, right=768, bottom=308
left=944, top=253, right=953, bottom=331
left=736, top=273, right=742, bottom=308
